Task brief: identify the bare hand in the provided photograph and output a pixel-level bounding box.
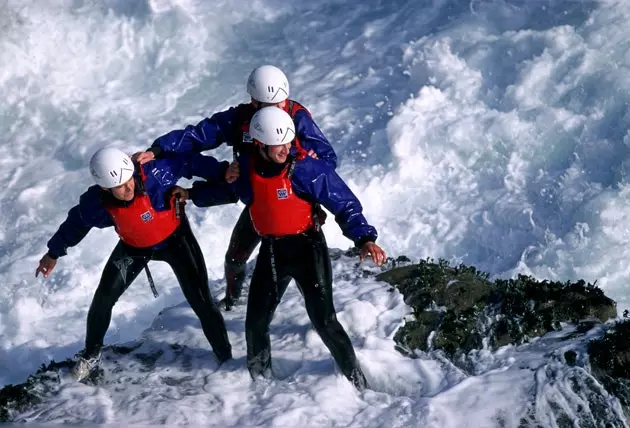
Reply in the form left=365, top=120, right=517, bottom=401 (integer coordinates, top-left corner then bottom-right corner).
left=225, top=161, right=240, bottom=184
left=307, top=149, right=318, bottom=159
left=35, top=254, right=57, bottom=278
left=359, top=242, right=387, bottom=266
left=131, top=151, right=155, bottom=165
left=172, top=185, right=190, bottom=203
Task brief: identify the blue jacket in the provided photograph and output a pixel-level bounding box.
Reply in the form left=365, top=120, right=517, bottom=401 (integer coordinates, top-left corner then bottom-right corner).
left=47, top=153, right=233, bottom=258
left=151, top=101, right=338, bottom=169
left=192, top=154, right=377, bottom=247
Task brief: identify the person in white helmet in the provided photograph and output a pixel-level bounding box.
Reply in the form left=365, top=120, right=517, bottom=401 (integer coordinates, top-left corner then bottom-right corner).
left=132, top=65, right=337, bottom=310
left=182, top=107, right=386, bottom=390
left=36, top=147, right=234, bottom=381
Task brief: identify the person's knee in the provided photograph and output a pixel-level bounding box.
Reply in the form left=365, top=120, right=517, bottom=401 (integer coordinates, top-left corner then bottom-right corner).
left=245, top=313, right=270, bottom=334
left=225, top=256, right=247, bottom=272
left=245, top=318, right=259, bottom=333
left=311, top=311, right=339, bottom=331
left=225, top=234, right=258, bottom=264
left=93, top=283, right=125, bottom=306
left=187, top=302, right=208, bottom=320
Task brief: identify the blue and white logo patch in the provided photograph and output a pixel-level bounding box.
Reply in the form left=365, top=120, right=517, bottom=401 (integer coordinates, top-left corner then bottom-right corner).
left=276, top=188, right=288, bottom=200
left=242, top=132, right=253, bottom=143
left=141, top=211, right=153, bottom=222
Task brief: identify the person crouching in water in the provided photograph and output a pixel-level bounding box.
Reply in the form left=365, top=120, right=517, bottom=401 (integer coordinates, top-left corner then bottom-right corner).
left=35, top=147, right=233, bottom=380
left=188, top=107, right=386, bottom=390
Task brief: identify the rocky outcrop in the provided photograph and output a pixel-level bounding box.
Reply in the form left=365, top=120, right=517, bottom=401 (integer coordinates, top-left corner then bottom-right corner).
left=377, top=258, right=617, bottom=358
left=588, top=319, right=630, bottom=420
left=379, top=257, right=628, bottom=424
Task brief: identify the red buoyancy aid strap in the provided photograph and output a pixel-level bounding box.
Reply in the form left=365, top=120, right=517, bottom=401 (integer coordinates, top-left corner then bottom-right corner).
left=287, top=100, right=311, bottom=119
left=136, top=163, right=148, bottom=193
left=286, top=100, right=311, bottom=152
left=291, top=147, right=308, bottom=164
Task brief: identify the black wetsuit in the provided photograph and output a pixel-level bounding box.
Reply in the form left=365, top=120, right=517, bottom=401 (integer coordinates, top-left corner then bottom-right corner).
left=241, top=155, right=367, bottom=390
left=84, top=215, right=232, bottom=362
left=245, top=229, right=367, bottom=390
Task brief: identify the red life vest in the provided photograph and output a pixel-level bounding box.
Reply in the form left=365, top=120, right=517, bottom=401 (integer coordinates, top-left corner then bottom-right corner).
left=248, top=158, right=314, bottom=237
left=104, top=166, right=181, bottom=248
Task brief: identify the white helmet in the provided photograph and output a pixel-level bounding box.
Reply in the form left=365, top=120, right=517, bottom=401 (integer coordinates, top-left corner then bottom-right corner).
left=89, top=147, right=135, bottom=188
left=246, top=65, right=289, bottom=103
left=250, top=106, right=296, bottom=146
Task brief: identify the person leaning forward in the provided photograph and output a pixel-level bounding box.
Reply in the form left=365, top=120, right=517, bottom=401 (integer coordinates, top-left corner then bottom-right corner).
left=35, top=147, right=234, bottom=381
left=132, top=65, right=337, bottom=309
left=185, top=107, right=386, bottom=391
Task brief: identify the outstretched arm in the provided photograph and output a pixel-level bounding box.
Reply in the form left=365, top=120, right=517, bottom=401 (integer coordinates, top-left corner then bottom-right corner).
left=293, top=163, right=386, bottom=265
left=133, top=109, right=238, bottom=164
left=292, top=159, right=377, bottom=246
left=37, top=187, right=113, bottom=277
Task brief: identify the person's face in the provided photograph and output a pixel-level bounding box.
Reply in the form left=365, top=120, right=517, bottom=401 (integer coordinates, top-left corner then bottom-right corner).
left=109, top=177, right=135, bottom=201
left=261, top=143, right=291, bottom=164
left=251, top=99, right=287, bottom=110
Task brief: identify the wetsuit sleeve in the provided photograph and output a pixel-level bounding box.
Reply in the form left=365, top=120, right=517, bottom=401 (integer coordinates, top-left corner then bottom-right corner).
left=46, top=187, right=114, bottom=258
left=188, top=180, right=238, bottom=207
left=187, top=152, right=254, bottom=208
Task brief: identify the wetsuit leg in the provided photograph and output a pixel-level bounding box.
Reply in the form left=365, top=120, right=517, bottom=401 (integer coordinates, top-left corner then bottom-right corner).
left=159, top=218, right=232, bottom=362
left=289, top=232, right=368, bottom=390
left=224, top=207, right=261, bottom=300
left=84, top=241, right=148, bottom=356
left=245, top=239, right=292, bottom=378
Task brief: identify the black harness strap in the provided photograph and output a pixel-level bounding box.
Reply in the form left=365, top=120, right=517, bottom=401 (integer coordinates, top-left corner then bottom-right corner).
left=286, top=156, right=297, bottom=179
left=267, top=238, right=280, bottom=304
left=144, top=264, right=159, bottom=298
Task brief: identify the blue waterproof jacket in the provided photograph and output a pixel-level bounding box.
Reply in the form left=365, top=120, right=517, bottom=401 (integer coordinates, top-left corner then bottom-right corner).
left=191, top=153, right=377, bottom=247
left=150, top=101, right=338, bottom=169
left=47, top=153, right=232, bottom=258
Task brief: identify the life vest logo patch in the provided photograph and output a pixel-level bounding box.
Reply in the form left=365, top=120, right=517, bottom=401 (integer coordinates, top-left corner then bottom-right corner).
left=242, top=132, right=253, bottom=143
left=276, top=188, right=288, bottom=200
left=141, top=211, right=153, bottom=222
left=114, top=256, right=134, bottom=283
